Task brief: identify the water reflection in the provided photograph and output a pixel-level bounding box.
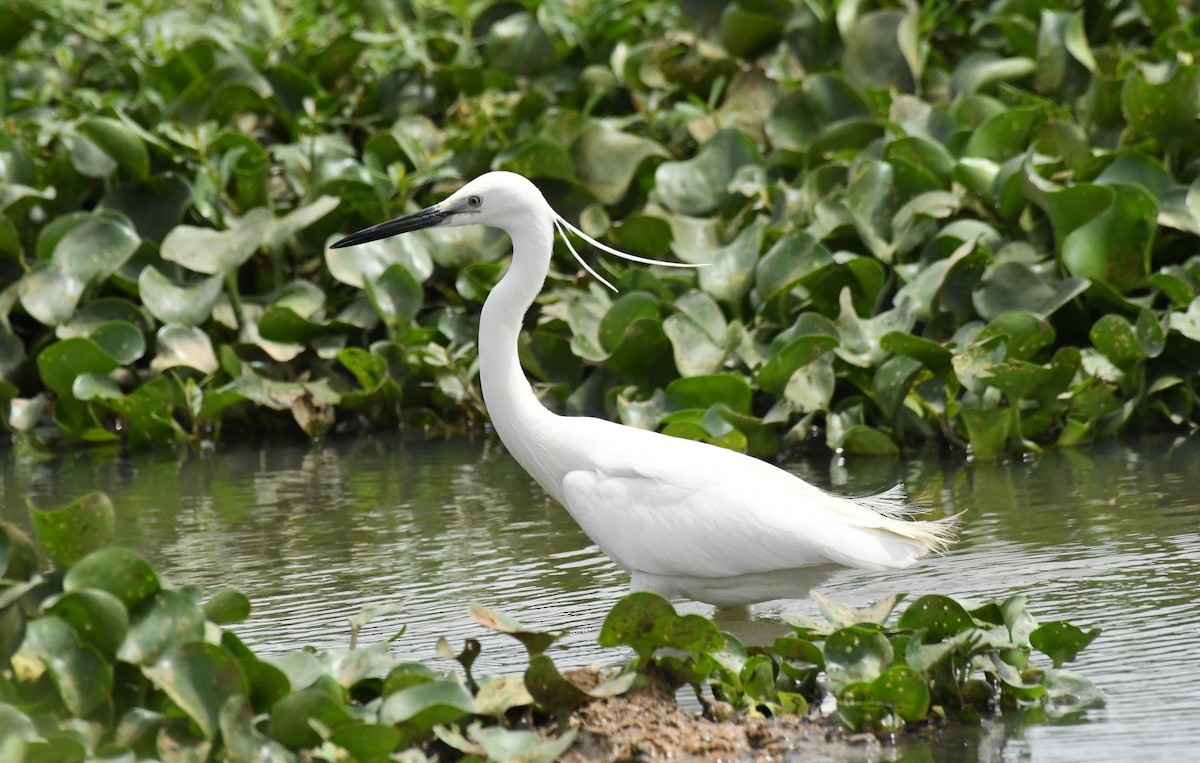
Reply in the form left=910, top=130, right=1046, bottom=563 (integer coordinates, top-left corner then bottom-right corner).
left=1, top=432, right=1198, bottom=762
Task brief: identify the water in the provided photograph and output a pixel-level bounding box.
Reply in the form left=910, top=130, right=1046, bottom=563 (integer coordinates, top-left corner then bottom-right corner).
left=1, top=432, right=1197, bottom=762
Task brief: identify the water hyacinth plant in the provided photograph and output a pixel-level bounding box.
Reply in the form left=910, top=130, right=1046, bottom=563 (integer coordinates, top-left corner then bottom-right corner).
left=3, top=0, right=1200, bottom=458
left=0, top=492, right=1099, bottom=760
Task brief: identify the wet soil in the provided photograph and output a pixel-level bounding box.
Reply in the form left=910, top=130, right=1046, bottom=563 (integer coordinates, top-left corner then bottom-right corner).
left=557, top=670, right=882, bottom=762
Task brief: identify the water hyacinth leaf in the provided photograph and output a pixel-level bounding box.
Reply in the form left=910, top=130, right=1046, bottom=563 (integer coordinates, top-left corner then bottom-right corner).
left=467, top=602, right=560, bottom=656
left=524, top=653, right=590, bottom=719
left=823, top=626, right=892, bottom=689
left=654, top=129, right=759, bottom=216
left=150, top=324, right=219, bottom=374
left=984, top=361, right=1052, bottom=403
left=117, top=589, right=206, bottom=665
left=812, top=592, right=905, bottom=628
left=871, top=664, right=930, bottom=722
left=88, top=320, right=146, bottom=365
left=663, top=311, right=725, bottom=377
left=36, top=337, right=119, bottom=397
left=494, top=138, right=574, bottom=181
left=960, top=408, right=1013, bottom=460
left=329, top=723, right=402, bottom=762
left=17, top=261, right=85, bottom=326
left=977, top=311, right=1055, bottom=361
left=485, top=11, right=554, bottom=76
left=219, top=695, right=297, bottom=763
left=1060, top=184, right=1157, bottom=293
left=1030, top=621, right=1099, bottom=668
left=63, top=547, right=160, bottom=610
left=1002, top=594, right=1039, bottom=647
left=44, top=589, right=128, bottom=658
left=203, top=588, right=252, bottom=625
left=963, top=107, right=1042, bottom=160
left=898, top=594, right=975, bottom=641
left=143, top=642, right=249, bottom=740
left=27, top=492, right=115, bottom=568
left=695, top=220, right=763, bottom=304
left=572, top=122, right=667, bottom=204
left=766, top=74, right=870, bottom=151
left=598, top=591, right=723, bottom=660
left=837, top=426, right=900, bottom=456
left=268, top=687, right=355, bottom=747
left=326, top=227, right=433, bottom=288
left=161, top=209, right=275, bottom=275
left=474, top=675, right=534, bottom=718
left=18, top=618, right=112, bottom=717
left=379, top=679, right=476, bottom=742
left=842, top=10, right=915, bottom=92
left=874, top=356, right=924, bottom=419
left=881, top=332, right=951, bottom=378
left=1122, top=63, right=1200, bottom=153
left=138, top=266, right=224, bottom=326
left=0, top=521, right=38, bottom=580
left=973, top=262, right=1089, bottom=321
left=756, top=335, right=838, bottom=395
left=49, top=215, right=140, bottom=284
left=952, top=54, right=1037, bottom=96
left=1090, top=314, right=1147, bottom=366
left=665, top=374, right=752, bottom=415
left=78, top=117, right=150, bottom=180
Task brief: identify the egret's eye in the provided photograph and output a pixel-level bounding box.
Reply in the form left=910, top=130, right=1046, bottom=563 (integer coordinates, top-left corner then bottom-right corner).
left=467, top=195, right=482, bottom=208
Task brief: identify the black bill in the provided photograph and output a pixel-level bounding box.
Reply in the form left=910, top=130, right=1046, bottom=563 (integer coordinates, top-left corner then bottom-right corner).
left=330, top=205, right=449, bottom=249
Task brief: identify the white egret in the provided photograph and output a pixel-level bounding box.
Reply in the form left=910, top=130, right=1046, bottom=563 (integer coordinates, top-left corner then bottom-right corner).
left=331, top=171, right=956, bottom=606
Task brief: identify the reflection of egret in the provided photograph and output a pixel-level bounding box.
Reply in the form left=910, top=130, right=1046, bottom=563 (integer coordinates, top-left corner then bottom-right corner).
left=332, top=171, right=956, bottom=607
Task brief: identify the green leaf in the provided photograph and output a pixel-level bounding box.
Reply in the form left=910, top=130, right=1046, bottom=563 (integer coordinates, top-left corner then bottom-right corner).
left=871, top=664, right=930, bottom=722
left=664, top=374, right=752, bottom=415
left=63, top=547, right=160, bottom=610
left=485, top=11, right=554, bottom=76
left=36, top=337, right=119, bottom=397
left=204, top=588, right=252, bottom=625
left=78, top=117, right=150, bottom=180
left=150, top=324, right=219, bottom=374
left=269, top=687, right=355, bottom=747
left=824, top=625, right=892, bottom=689
left=17, top=262, right=85, bottom=326
left=143, top=642, right=250, bottom=740
left=117, top=589, right=206, bottom=665
left=572, top=122, right=667, bottom=205
left=379, top=679, right=476, bottom=745
left=655, top=129, right=759, bottom=216
left=597, top=591, right=723, bottom=661
left=960, top=407, right=1013, bottom=460
left=44, top=589, right=128, bottom=659
left=467, top=602, right=560, bottom=656
left=1029, top=620, right=1099, bottom=668
left=1122, top=63, right=1200, bottom=153
left=897, top=595, right=975, bottom=641
left=28, top=492, right=115, bottom=567
left=18, top=617, right=113, bottom=716
left=757, top=335, right=839, bottom=395
left=138, top=266, right=224, bottom=326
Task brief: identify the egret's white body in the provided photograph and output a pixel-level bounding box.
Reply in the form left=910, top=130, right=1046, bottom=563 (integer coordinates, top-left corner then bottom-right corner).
left=332, top=171, right=956, bottom=606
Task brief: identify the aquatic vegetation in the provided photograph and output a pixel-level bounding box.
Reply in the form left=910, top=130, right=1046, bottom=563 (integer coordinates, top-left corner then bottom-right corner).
left=0, top=493, right=1100, bottom=759
left=3, top=1, right=1200, bottom=458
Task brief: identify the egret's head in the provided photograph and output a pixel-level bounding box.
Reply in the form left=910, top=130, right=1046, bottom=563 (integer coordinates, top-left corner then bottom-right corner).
left=329, top=171, right=547, bottom=249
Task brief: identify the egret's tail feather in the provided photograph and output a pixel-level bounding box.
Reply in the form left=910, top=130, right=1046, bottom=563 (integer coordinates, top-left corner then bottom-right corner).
left=850, top=484, right=960, bottom=556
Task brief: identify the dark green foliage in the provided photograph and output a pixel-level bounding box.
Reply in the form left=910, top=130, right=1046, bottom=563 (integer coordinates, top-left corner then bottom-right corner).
left=5, top=1, right=1200, bottom=460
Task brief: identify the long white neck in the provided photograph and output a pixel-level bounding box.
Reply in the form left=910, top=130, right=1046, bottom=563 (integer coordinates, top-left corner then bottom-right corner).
left=478, top=209, right=565, bottom=494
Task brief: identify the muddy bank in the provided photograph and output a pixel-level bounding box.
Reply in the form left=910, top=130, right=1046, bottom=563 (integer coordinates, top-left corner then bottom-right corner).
left=556, top=671, right=883, bottom=762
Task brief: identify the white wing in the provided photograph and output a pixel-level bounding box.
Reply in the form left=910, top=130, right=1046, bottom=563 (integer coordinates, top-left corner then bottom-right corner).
left=543, top=417, right=953, bottom=580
